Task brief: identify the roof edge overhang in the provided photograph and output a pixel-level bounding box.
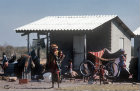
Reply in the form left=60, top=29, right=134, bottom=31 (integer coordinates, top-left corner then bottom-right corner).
left=133, top=27, right=140, bottom=35
left=15, top=28, right=97, bottom=33
left=15, top=29, right=94, bottom=35
left=113, top=16, right=135, bottom=38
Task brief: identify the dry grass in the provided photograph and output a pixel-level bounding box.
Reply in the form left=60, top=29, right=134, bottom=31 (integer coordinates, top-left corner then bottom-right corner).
left=58, top=84, right=140, bottom=91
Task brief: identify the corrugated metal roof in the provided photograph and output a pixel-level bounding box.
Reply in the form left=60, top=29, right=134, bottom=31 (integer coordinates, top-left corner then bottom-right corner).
left=15, top=15, right=117, bottom=32
left=134, top=27, right=140, bottom=35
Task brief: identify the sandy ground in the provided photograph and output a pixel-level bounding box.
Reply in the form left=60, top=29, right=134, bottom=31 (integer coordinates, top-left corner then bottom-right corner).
left=0, top=78, right=140, bottom=91
left=0, top=79, right=86, bottom=91
left=0, top=64, right=139, bottom=91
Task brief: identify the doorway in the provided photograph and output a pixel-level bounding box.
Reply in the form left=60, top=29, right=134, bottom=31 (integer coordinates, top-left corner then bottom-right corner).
left=73, top=35, right=85, bottom=70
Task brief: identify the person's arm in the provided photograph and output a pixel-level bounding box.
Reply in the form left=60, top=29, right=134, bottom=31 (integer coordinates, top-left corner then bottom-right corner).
left=69, top=62, right=73, bottom=73
left=60, top=54, right=65, bottom=63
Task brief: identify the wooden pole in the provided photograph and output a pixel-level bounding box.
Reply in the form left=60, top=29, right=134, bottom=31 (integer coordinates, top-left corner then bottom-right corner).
left=46, top=33, right=48, bottom=61
left=48, top=32, right=50, bottom=53
left=27, top=33, right=30, bottom=54
left=26, top=33, right=31, bottom=80
left=37, top=33, right=40, bottom=58
left=84, top=33, right=87, bottom=61
left=46, top=32, right=50, bottom=65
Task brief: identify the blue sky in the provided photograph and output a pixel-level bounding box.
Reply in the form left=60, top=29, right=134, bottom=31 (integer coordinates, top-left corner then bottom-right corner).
left=0, top=0, right=140, bottom=46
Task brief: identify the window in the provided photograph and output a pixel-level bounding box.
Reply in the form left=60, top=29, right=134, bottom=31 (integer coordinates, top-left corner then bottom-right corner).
left=119, top=38, right=124, bottom=49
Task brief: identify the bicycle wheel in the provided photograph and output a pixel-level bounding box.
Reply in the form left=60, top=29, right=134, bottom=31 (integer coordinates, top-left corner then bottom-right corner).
left=79, top=60, right=95, bottom=77
left=104, top=62, right=120, bottom=78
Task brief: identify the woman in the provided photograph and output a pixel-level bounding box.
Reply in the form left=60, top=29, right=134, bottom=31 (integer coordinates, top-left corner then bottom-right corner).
left=46, top=44, right=64, bottom=88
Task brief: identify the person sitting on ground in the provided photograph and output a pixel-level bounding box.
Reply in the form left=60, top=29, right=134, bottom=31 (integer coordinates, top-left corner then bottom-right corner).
left=67, top=59, right=78, bottom=77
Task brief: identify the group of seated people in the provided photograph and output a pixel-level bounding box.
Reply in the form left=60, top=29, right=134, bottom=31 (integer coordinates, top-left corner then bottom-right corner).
left=0, top=44, right=78, bottom=79
left=0, top=52, right=16, bottom=74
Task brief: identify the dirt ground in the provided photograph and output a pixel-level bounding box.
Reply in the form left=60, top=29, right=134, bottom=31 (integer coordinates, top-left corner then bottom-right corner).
left=0, top=78, right=139, bottom=91
left=0, top=66, right=139, bottom=91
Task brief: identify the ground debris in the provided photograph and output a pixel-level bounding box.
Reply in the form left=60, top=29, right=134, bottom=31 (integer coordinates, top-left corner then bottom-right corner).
left=4, top=85, right=11, bottom=89
left=0, top=76, right=17, bottom=82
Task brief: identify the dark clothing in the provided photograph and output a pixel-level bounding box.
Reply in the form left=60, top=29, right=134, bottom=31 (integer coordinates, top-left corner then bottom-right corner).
left=46, top=52, right=59, bottom=73
left=129, top=57, right=138, bottom=81
left=119, top=68, right=129, bottom=81
left=2, top=55, right=8, bottom=68
left=8, top=55, right=16, bottom=63
left=119, top=55, right=126, bottom=68
left=30, top=49, right=43, bottom=76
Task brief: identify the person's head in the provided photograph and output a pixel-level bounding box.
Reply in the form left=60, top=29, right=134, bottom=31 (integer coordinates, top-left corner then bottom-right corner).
left=51, top=44, right=58, bottom=52
left=58, top=50, right=63, bottom=57
left=12, top=55, right=16, bottom=60
left=2, top=52, right=6, bottom=58
left=120, top=49, right=127, bottom=58
left=120, top=49, right=125, bottom=54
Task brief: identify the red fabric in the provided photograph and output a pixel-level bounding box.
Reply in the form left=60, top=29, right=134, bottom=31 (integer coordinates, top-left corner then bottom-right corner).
left=88, top=49, right=105, bottom=71
left=47, top=53, right=59, bottom=73
left=89, top=49, right=104, bottom=58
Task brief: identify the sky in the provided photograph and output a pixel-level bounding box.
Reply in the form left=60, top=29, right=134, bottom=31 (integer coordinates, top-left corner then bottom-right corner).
left=0, top=0, right=140, bottom=47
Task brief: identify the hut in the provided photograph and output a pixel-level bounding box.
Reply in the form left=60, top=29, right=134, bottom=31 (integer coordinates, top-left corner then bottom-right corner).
left=15, top=15, right=134, bottom=70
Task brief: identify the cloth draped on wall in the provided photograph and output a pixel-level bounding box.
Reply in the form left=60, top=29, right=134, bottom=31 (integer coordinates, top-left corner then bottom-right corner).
left=88, top=49, right=105, bottom=70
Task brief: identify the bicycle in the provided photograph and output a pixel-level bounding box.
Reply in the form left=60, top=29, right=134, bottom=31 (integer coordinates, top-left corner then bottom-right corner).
left=80, top=59, right=120, bottom=84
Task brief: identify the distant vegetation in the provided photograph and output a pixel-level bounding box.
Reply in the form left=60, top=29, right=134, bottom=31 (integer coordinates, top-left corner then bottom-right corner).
left=0, top=45, right=27, bottom=59
left=0, top=45, right=46, bottom=59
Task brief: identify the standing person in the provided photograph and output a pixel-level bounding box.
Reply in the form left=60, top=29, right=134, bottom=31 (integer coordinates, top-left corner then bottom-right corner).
left=119, top=49, right=130, bottom=81
left=2, top=52, right=8, bottom=74
left=58, top=50, right=65, bottom=63
left=46, top=44, right=64, bottom=88
left=58, top=50, right=65, bottom=68
left=119, top=49, right=127, bottom=69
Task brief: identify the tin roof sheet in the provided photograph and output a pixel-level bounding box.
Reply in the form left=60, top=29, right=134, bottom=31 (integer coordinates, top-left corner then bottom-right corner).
left=134, top=27, right=140, bottom=35
left=15, top=15, right=117, bottom=32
